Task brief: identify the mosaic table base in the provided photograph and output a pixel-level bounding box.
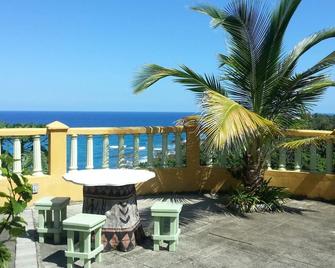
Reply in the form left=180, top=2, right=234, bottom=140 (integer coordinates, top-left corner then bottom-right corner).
left=82, top=185, right=146, bottom=252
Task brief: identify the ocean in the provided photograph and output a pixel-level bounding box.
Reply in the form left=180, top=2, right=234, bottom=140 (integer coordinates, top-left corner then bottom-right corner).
left=0, top=111, right=192, bottom=169
left=0, top=111, right=192, bottom=127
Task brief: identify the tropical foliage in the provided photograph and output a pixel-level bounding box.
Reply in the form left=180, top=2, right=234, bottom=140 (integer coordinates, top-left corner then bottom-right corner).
left=133, top=0, right=335, bottom=194
left=0, top=122, right=48, bottom=173
left=228, top=179, right=290, bottom=213
left=0, top=154, right=33, bottom=267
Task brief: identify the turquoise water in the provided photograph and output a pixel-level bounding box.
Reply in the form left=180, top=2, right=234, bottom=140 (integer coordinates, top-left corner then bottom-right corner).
left=0, top=111, right=192, bottom=169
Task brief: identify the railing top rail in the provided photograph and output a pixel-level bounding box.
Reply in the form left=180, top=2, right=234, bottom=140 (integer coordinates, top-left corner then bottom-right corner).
left=67, top=126, right=185, bottom=135
left=0, top=124, right=331, bottom=138
left=0, top=128, right=47, bottom=137
left=285, top=129, right=333, bottom=137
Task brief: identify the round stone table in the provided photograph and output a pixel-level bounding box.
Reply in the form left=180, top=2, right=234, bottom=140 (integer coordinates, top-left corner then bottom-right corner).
left=63, top=169, right=155, bottom=252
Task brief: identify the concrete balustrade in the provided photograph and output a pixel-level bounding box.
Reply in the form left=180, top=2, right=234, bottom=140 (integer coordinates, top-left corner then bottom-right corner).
left=118, top=134, right=125, bottom=168
left=69, top=135, right=78, bottom=171
left=102, top=135, right=109, bottom=169
left=133, top=134, right=140, bottom=168
left=326, top=140, right=333, bottom=173
left=161, top=133, right=168, bottom=167
left=294, top=148, right=302, bottom=172
left=13, top=138, right=22, bottom=174
left=147, top=133, right=154, bottom=168
left=85, top=135, right=94, bottom=170
left=175, top=132, right=182, bottom=167
left=0, top=123, right=335, bottom=204
left=33, top=135, right=43, bottom=176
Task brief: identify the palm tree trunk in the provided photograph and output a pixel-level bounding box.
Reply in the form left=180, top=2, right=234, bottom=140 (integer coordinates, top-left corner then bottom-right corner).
left=243, top=140, right=265, bottom=192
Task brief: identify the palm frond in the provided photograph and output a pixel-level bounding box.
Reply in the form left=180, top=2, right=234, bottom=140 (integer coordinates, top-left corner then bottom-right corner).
left=199, top=90, right=281, bottom=152
left=191, top=5, right=227, bottom=28
left=218, top=53, right=229, bottom=68
left=133, top=64, right=225, bottom=95
left=284, top=28, right=335, bottom=74
left=257, top=0, right=301, bottom=88
left=267, top=77, right=335, bottom=127
left=296, top=51, right=335, bottom=78
left=280, top=135, right=335, bottom=149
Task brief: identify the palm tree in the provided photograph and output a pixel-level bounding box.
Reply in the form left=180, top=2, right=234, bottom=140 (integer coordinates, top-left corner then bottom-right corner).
left=133, top=0, right=335, bottom=191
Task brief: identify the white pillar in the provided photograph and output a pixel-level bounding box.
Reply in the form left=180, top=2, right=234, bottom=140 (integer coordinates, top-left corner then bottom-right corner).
left=147, top=134, right=154, bottom=168
left=32, top=135, right=43, bottom=176
left=86, top=135, right=94, bottom=170
left=294, top=148, right=302, bottom=172
left=118, top=135, right=125, bottom=168
left=102, top=135, right=109, bottom=169
left=133, top=134, right=140, bottom=167
left=278, top=148, right=286, bottom=171
left=326, top=140, right=333, bottom=173
left=175, top=132, right=182, bottom=167
left=69, top=135, right=78, bottom=171
left=13, top=138, right=22, bottom=174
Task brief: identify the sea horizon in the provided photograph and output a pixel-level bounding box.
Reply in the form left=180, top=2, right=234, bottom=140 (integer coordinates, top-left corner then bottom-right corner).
left=0, top=111, right=195, bottom=127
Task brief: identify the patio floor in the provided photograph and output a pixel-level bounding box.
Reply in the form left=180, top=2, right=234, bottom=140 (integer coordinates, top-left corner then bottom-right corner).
left=35, top=194, right=335, bottom=268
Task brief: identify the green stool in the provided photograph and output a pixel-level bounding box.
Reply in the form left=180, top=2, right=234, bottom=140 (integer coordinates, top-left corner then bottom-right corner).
left=35, top=197, right=70, bottom=244
left=151, top=201, right=183, bottom=252
left=63, top=213, right=106, bottom=268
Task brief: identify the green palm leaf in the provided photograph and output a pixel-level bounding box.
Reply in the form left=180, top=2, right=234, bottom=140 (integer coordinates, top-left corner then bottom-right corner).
left=133, top=64, right=225, bottom=95
left=280, top=135, right=335, bottom=149
left=284, top=28, right=335, bottom=74
left=199, top=90, right=281, bottom=152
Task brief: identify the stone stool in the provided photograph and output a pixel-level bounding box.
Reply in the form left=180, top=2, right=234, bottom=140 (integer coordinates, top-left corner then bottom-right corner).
left=63, top=213, right=106, bottom=268
left=151, top=201, right=183, bottom=252
left=35, top=197, right=70, bottom=244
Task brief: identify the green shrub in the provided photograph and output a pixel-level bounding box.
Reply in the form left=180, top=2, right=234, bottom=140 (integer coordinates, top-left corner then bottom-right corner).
left=0, top=154, right=32, bottom=267
left=228, top=179, right=290, bottom=213
left=0, top=243, right=11, bottom=268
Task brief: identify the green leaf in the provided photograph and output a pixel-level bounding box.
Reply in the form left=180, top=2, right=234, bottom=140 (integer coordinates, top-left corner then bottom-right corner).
left=133, top=64, right=226, bottom=95
left=0, top=192, right=9, bottom=198
left=199, top=90, right=281, bottom=152
left=10, top=198, right=26, bottom=215
left=9, top=227, right=25, bottom=237
left=11, top=173, right=24, bottom=187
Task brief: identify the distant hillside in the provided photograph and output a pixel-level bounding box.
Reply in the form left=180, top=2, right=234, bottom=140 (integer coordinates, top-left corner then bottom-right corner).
left=300, top=114, right=335, bottom=130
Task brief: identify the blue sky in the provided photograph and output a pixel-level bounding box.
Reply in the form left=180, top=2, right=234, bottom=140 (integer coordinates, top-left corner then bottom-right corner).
left=0, top=0, right=334, bottom=113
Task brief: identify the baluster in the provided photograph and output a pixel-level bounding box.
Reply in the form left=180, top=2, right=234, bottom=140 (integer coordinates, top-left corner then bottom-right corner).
left=102, top=135, right=109, bottom=169
left=147, top=134, right=154, bottom=168
left=69, top=135, right=78, bottom=171
left=175, top=132, right=182, bottom=167
left=118, top=134, right=125, bottom=168
left=294, top=148, right=302, bottom=172
left=13, top=138, right=22, bottom=174
left=278, top=147, right=286, bottom=171
left=206, top=149, right=213, bottom=166
left=86, top=135, right=94, bottom=170
left=265, top=153, right=272, bottom=170
left=32, top=135, right=43, bottom=176
left=133, top=134, right=140, bottom=168
left=326, top=140, right=333, bottom=173
left=310, top=144, right=317, bottom=172
left=220, top=150, right=228, bottom=168
left=0, top=138, right=2, bottom=176
left=162, top=133, right=168, bottom=167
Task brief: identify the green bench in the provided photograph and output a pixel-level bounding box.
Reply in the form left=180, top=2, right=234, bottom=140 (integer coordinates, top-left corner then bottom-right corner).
left=151, top=201, right=183, bottom=252
left=35, top=197, right=70, bottom=244
left=63, top=213, right=106, bottom=268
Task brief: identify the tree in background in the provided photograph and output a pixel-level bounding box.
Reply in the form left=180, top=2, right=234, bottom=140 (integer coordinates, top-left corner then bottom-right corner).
left=133, top=0, right=335, bottom=198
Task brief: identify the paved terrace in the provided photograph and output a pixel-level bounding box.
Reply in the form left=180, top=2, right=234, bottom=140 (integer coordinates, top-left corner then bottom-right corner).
left=33, top=194, right=335, bottom=268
